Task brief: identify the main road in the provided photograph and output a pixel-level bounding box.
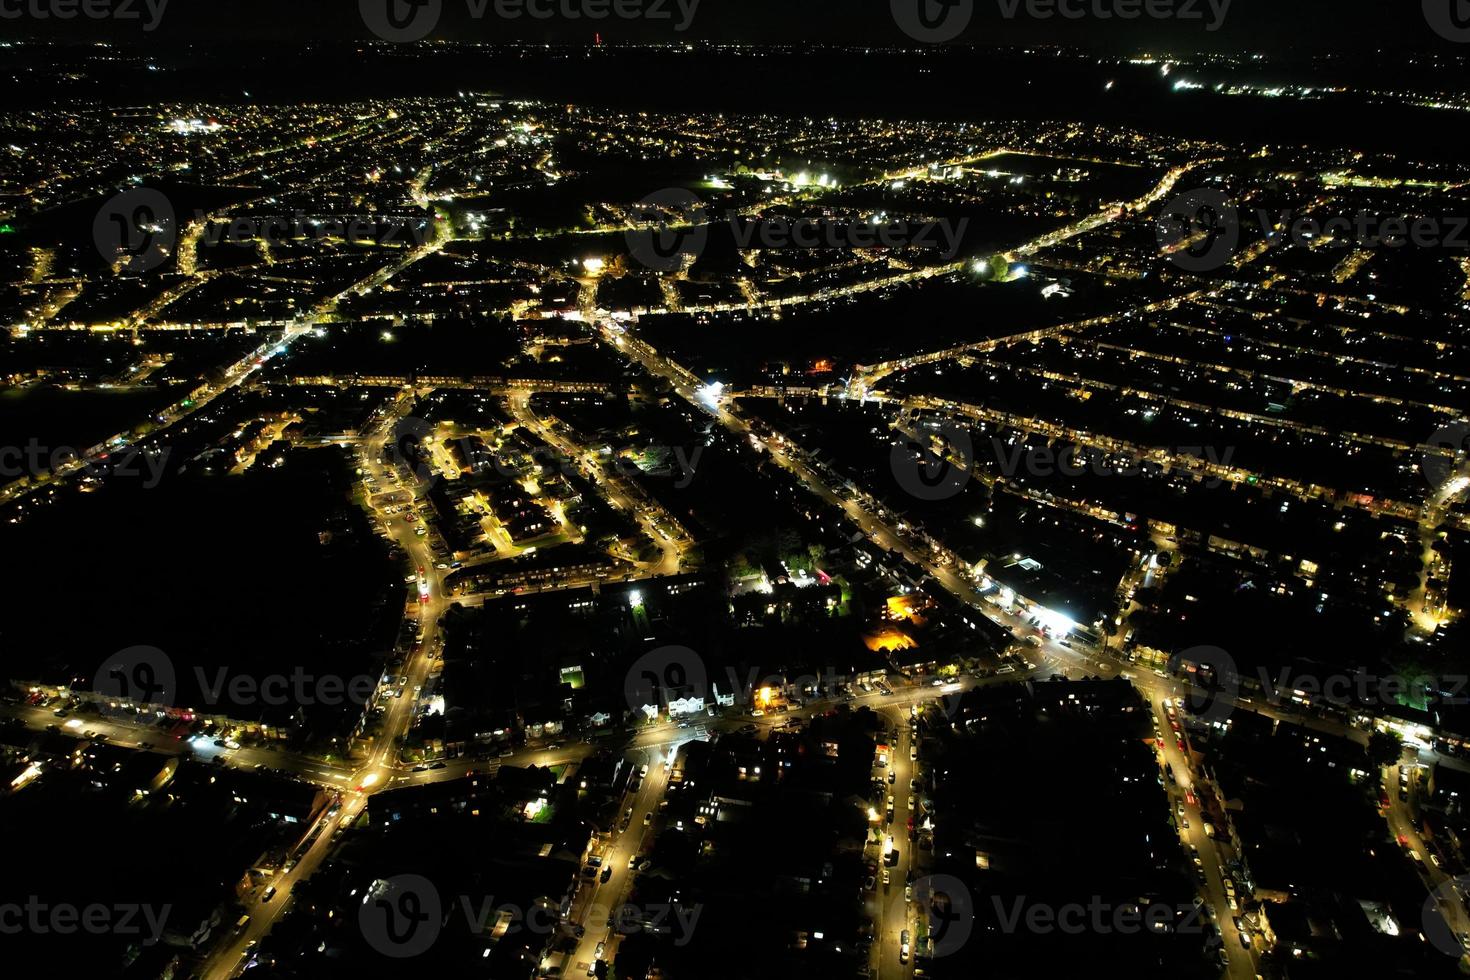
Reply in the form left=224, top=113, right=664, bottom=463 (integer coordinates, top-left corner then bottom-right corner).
left=602, top=319, right=1278, bottom=978
left=198, top=398, right=452, bottom=980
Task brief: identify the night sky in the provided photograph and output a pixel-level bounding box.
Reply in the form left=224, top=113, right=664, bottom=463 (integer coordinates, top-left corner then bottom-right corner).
left=2, top=0, right=1460, bottom=54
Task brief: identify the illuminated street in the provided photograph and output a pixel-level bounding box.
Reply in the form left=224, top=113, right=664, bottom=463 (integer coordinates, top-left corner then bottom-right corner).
left=4, top=17, right=1470, bottom=980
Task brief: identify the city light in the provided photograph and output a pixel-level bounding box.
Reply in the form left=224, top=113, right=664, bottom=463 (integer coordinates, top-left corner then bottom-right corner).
left=697, top=382, right=724, bottom=407
left=1035, top=607, right=1078, bottom=637
left=7, top=34, right=1455, bottom=976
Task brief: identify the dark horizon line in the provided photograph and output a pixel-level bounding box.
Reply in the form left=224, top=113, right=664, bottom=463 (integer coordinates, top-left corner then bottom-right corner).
left=3, top=36, right=1467, bottom=60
